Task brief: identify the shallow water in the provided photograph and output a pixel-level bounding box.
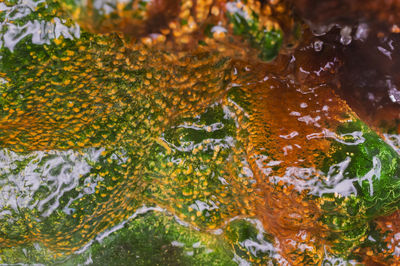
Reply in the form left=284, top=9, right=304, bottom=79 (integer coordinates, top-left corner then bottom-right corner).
left=1, top=0, right=400, bottom=265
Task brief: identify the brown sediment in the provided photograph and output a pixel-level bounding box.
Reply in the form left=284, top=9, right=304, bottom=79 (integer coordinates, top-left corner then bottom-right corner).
left=270, top=0, right=400, bottom=133
left=283, top=26, right=400, bottom=134
left=224, top=23, right=400, bottom=262
left=289, top=0, right=400, bottom=33
left=369, top=210, right=400, bottom=265
left=225, top=32, right=357, bottom=262
left=333, top=32, right=400, bottom=132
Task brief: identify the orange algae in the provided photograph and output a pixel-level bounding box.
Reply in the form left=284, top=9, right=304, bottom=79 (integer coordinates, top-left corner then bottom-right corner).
left=225, top=40, right=354, bottom=263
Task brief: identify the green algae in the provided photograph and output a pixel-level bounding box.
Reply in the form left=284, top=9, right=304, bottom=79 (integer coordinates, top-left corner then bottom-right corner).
left=227, top=5, right=283, bottom=61
left=64, top=211, right=237, bottom=266
left=1, top=211, right=236, bottom=265
left=319, top=118, right=400, bottom=254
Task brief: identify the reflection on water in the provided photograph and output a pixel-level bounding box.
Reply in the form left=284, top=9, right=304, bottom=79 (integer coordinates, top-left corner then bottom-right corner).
left=0, top=147, right=104, bottom=216
left=0, top=0, right=80, bottom=51
left=1, top=0, right=400, bottom=265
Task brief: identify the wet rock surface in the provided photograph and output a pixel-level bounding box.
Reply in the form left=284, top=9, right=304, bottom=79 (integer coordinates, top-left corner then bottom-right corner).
left=1, top=0, right=400, bottom=265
